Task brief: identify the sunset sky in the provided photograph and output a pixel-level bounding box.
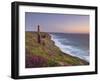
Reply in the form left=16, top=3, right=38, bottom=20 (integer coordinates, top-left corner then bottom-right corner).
left=25, top=12, right=89, bottom=34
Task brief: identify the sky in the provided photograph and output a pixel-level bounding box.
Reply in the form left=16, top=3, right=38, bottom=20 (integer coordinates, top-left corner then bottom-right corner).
left=25, top=12, right=89, bottom=34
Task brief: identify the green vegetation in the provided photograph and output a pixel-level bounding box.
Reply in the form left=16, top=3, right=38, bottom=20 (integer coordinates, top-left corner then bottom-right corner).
left=25, top=32, right=89, bottom=68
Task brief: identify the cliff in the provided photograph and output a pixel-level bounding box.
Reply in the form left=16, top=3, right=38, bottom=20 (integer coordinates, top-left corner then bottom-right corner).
left=25, top=32, right=89, bottom=68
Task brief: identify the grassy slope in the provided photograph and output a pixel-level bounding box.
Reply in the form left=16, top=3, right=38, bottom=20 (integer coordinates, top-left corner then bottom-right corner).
left=25, top=32, right=89, bottom=68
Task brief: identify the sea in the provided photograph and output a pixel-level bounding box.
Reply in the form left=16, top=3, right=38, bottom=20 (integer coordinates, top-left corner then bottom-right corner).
left=50, top=33, right=89, bottom=62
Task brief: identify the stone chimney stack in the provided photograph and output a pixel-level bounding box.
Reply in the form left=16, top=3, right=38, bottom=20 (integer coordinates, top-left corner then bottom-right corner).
left=38, top=25, right=40, bottom=33
left=37, top=25, right=41, bottom=43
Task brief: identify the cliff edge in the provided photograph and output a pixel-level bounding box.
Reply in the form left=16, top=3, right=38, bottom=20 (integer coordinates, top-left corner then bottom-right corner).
left=25, top=32, right=89, bottom=68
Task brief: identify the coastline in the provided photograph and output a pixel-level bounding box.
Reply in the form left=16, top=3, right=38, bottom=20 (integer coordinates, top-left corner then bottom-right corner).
left=26, top=32, right=89, bottom=68
left=50, top=33, right=89, bottom=62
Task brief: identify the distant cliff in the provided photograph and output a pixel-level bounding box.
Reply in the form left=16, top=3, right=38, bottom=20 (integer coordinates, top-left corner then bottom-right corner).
left=25, top=32, right=89, bottom=68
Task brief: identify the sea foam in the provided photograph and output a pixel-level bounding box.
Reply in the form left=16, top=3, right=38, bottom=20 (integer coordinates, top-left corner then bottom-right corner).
left=50, top=34, right=89, bottom=62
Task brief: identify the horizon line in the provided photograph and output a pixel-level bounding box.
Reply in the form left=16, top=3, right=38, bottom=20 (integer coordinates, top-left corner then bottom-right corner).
left=25, top=31, right=89, bottom=34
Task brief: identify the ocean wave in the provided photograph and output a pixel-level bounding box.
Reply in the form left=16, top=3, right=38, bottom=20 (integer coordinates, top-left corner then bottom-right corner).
left=50, top=34, right=89, bottom=62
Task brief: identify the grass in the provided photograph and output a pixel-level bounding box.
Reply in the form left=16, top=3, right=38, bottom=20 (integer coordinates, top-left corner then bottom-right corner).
left=25, top=31, right=89, bottom=68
